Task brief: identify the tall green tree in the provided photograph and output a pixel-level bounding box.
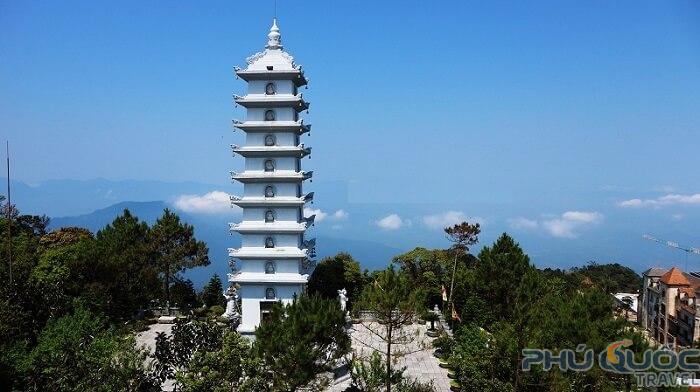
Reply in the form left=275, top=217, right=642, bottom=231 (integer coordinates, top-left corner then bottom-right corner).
left=0, top=199, right=48, bottom=344
left=30, top=238, right=94, bottom=322
left=474, top=233, right=533, bottom=323
left=200, top=274, right=225, bottom=308
left=444, top=221, right=480, bottom=321
left=308, top=252, right=364, bottom=309
left=253, top=294, right=351, bottom=391
left=15, top=306, right=159, bottom=392
left=449, top=325, right=514, bottom=392
left=357, top=267, right=423, bottom=392
left=148, top=209, right=209, bottom=311
left=171, top=278, right=200, bottom=310
left=175, top=330, right=258, bottom=392
left=392, top=247, right=452, bottom=309
left=93, top=210, right=159, bottom=319
left=572, top=262, right=642, bottom=294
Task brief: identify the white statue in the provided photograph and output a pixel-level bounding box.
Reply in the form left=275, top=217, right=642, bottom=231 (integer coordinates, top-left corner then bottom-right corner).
left=223, top=285, right=240, bottom=320
left=338, top=288, right=348, bottom=313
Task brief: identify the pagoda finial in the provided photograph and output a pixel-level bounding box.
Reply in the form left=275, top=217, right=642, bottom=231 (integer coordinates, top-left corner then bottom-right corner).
left=266, top=18, right=283, bottom=50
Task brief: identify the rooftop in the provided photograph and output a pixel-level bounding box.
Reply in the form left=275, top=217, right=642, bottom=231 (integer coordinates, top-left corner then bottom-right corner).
left=644, top=267, right=668, bottom=277
left=234, top=19, right=308, bottom=86
left=661, top=267, right=691, bottom=286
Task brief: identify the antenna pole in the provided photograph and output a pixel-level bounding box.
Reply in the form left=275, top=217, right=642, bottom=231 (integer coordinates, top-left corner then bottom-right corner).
left=6, top=141, right=11, bottom=285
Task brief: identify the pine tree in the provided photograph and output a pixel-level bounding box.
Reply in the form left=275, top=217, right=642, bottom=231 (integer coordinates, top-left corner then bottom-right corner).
left=200, top=274, right=225, bottom=308
left=148, top=209, right=209, bottom=311
left=253, top=294, right=350, bottom=391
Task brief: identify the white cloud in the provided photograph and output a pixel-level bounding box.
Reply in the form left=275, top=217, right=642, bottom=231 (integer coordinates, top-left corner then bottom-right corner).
left=304, top=207, right=328, bottom=222
left=173, top=191, right=236, bottom=214
left=619, top=199, right=645, bottom=208
left=422, top=211, right=484, bottom=230
left=304, top=208, right=348, bottom=223
left=376, top=214, right=406, bottom=230
left=508, top=217, right=539, bottom=230
left=542, top=211, right=603, bottom=238
left=510, top=211, right=603, bottom=239
left=618, top=193, right=700, bottom=209
left=333, top=209, right=349, bottom=220
left=561, top=211, right=603, bottom=223
left=659, top=194, right=700, bottom=204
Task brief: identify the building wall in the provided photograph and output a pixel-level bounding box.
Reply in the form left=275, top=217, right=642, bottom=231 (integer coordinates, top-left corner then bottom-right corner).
left=246, top=132, right=299, bottom=147
left=240, top=233, right=300, bottom=248
left=247, top=80, right=295, bottom=95
left=242, top=207, right=301, bottom=222
left=239, top=284, right=304, bottom=332
left=244, top=157, right=299, bottom=172
left=246, top=107, right=297, bottom=122
left=238, top=259, right=300, bottom=274
left=243, top=183, right=299, bottom=198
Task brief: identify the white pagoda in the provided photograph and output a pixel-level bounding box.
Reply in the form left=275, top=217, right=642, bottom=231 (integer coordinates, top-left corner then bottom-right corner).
left=226, top=19, right=315, bottom=335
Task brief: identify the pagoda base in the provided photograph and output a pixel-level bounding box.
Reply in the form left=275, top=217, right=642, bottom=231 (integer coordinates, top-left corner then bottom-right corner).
left=236, top=282, right=305, bottom=337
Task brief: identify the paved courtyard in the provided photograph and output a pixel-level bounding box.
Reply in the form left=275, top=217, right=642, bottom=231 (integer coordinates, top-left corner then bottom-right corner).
left=327, top=322, right=452, bottom=392
left=135, top=321, right=452, bottom=392
left=136, top=323, right=175, bottom=392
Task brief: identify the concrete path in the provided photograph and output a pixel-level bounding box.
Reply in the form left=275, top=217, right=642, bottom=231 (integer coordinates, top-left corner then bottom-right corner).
left=136, top=323, right=175, bottom=392
left=327, top=322, right=452, bottom=392
left=136, top=321, right=452, bottom=392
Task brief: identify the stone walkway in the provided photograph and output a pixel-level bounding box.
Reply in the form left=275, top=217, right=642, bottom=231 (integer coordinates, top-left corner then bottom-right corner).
left=135, top=322, right=173, bottom=354
left=327, top=322, right=452, bottom=392
left=136, top=323, right=175, bottom=392
left=135, top=321, right=452, bottom=392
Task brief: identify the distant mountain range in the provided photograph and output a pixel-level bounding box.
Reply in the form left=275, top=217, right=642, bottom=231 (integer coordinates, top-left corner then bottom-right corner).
left=9, top=177, right=699, bottom=277
left=7, top=178, right=221, bottom=217
left=49, top=200, right=402, bottom=288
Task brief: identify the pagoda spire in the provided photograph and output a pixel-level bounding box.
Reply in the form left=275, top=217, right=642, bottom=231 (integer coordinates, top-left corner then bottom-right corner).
left=266, top=18, right=283, bottom=50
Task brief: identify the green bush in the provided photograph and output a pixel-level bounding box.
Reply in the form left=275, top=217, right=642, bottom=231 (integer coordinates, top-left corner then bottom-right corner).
left=432, top=332, right=454, bottom=357
left=208, top=305, right=225, bottom=317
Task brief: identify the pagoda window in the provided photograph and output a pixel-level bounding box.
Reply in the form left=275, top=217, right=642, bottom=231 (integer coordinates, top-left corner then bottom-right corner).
left=264, top=110, right=276, bottom=121
left=264, top=210, right=275, bottom=223
left=265, top=82, right=276, bottom=95
left=264, top=159, right=275, bottom=172
left=264, top=134, right=276, bottom=146
left=266, top=65, right=273, bottom=71
left=265, top=261, right=276, bottom=274
left=264, top=185, right=275, bottom=198
left=265, top=236, right=275, bottom=248
left=265, top=287, right=276, bottom=299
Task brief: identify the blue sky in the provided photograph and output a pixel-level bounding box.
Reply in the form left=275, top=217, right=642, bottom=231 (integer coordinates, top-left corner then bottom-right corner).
left=2, top=1, right=700, bottom=272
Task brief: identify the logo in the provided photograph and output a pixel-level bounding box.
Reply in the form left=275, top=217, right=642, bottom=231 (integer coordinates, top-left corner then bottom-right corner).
left=523, top=340, right=700, bottom=387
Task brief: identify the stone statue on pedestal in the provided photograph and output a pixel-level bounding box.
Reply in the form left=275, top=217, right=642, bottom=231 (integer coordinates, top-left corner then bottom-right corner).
left=337, top=288, right=348, bottom=313
left=223, top=284, right=241, bottom=327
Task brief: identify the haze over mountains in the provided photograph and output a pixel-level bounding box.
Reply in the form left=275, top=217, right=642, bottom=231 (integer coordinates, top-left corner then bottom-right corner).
left=48, top=199, right=401, bottom=287
left=6, top=177, right=700, bottom=285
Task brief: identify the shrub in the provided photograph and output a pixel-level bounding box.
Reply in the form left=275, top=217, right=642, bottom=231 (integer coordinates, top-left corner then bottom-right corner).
left=208, top=305, right=225, bottom=317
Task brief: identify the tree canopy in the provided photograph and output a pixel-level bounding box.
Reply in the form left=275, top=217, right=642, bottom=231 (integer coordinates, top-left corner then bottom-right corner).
left=0, top=202, right=210, bottom=391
